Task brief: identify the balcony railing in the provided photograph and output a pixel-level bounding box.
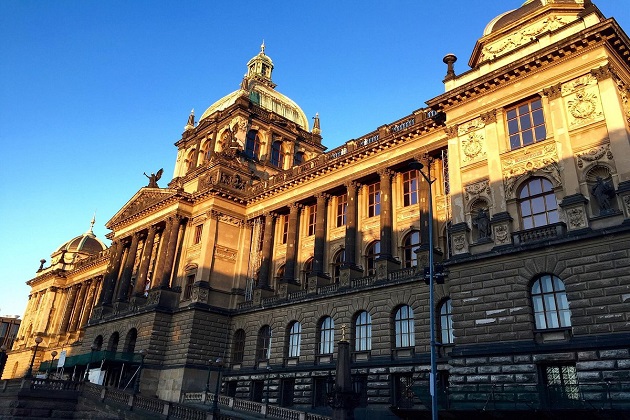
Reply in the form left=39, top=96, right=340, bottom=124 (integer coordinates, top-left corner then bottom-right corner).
left=513, top=222, right=566, bottom=245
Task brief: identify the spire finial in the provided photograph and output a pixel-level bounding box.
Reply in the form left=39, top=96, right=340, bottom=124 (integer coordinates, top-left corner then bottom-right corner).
left=312, top=113, right=321, bottom=135
left=87, top=212, right=96, bottom=235
left=185, top=109, right=195, bottom=130
left=261, top=40, right=265, bottom=54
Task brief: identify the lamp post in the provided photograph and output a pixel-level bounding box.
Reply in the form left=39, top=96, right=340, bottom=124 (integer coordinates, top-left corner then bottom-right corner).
left=205, top=358, right=213, bottom=393
left=47, top=351, right=58, bottom=378
left=0, top=345, right=7, bottom=380
left=134, top=349, right=148, bottom=394
left=84, top=343, right=98, bottom=382
left=24, top=336, right=43, bottom=378
left=409, top=159, right=438, bottom=420
left=211, top=357, right=224, bottom=419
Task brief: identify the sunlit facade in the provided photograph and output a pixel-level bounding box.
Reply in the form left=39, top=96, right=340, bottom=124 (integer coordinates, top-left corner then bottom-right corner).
left=6, top=1, right=630, bottom=418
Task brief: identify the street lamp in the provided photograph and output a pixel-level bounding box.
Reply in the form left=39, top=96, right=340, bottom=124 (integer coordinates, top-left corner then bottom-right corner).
left=409, top=159, right=438, bottom=420
left=47, top=351, right=58, bottom=378
left=0, top=345, right=7, bottom=380
left=85, top=343, right=98, bottom=382
left=24, top=336, right=43, bottom=378
left=211, top=358, right=224, bottom=418
left=134, top=349, right=148, bottom=394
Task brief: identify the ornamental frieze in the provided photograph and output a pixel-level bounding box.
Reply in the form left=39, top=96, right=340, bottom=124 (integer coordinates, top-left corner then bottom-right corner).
left=457, top=117, right=485, bottom=136
left=396, top=208, right=417, bottom=222
left=482, top=15, right=568, bottom=61
left=575, top=142, right=613, bottom=169
left=214, top=245, right=237, bottom=262
left=210, top=210, right=244, bottom=227
left=502, top=142, right=561, bottom=198
left=561, top=74, right=598, bottom=96
left=464, top=179, right=491, bottom=202
left=301, top=237, right=315, bottom=249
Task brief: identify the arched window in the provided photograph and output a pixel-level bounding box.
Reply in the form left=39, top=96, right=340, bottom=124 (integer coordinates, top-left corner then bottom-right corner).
left=232, top=329, right=246, bottom=364
left=354, top=311, right=372, bottom=352
left=366, top=241, right=380, bottom=276
left=302, top=258, right=313, bottom=284
left=287, top=322, right=302, bottom=358
left=275, top=265, right=285, bottom=282
left=256, top=325, right=272, bottom=361
left=331, top=250, right=345, bottom=283
left=270, top=140, right=283, bottom=168
left=394, top=306, right=415, bottom=348
left=107, top=332, right=120, bottom=352
left=124, top=328, right=137, bottom=353
left=439, top=299, right=454, bottom=344
left=293, top=151, right=304, bottom=166
left=186, top=150, right=196, bottom=172
left=245, top=130, right=261, bottom=160
left=319, top=317, right=335, bottom=355
left=518, top=178, right=558, bottom=230
left=402, top=231, right=420, bottom=268
left=531, top=274, right=571, bottom=330
left=93, top=335, right=103, bottom=351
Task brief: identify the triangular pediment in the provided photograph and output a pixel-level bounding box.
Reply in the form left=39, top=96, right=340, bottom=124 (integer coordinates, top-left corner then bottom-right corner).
left=106, top=188, right=180, bottom=229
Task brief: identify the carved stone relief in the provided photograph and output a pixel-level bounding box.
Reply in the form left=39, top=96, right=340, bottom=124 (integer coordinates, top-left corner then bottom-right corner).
left=502, top=143, right=561, bottom=198
left=461, top=131, right=487, bottom=165
left=562, top=74, right=604, bottom=129
left=565, top=207, right=587, bottom=230
left=464, top=179, right=491, bottom=203
left=493, top=224, right=510, bottom=246
left=482, top=15, right=568, bottom=61
left=575, top=142, right=613, bottom=169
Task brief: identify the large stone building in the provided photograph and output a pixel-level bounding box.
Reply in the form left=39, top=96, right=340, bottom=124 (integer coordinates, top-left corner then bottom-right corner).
left=6, top=0, right=630, bottom=417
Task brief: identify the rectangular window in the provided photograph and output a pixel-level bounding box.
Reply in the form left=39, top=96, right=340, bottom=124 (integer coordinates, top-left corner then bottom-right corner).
left=506, top=98, right=546, bottom=149
left=402, top=170, right=419, bottom=207
left=368, top=182, right=381, bottom=217
left=542, top=364, right=579, bottom=404
left=281, top=215, right=289, bottom=244
left=307, top=204, right=316, bottom=236
left=313, top=377, right=329, bottom=407
left=336, top=194, right=347, bottom=227
left=193, top=224, right=203, bottom=244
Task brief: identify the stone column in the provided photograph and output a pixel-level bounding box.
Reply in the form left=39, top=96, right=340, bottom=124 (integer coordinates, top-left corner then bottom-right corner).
left=134, top=226, right=157, bottom=296
left=258, top=213, right=276, bottom=289
left=99, top=240, right=124, bottom=306
left=59, top=285, right=80, bottom=333
left=117, top=232, right=141, bottom=302
left=378, top=169, right=394, bottom=259
left=68, top=282, right=89, bottom=332
left=160, top=215, right=183, bottom=288
left=78, top=279, right=97, bottom=329
left=282, top=204, right=301, bottom=284
left=313, top=193, right=329, bottom=275
left=343, top=181, right=359, bottom=268
left=340, top=182, right=363, bottom=286
left=151, top=225, right=168, bottom=290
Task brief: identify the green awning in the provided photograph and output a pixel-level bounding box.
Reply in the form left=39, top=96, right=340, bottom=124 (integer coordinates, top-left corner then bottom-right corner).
left=38, top=350, right=143, bottom=371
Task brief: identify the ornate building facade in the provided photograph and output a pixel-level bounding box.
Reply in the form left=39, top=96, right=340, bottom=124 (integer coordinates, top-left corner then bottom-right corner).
left=6, top=0, right=630, bottom=417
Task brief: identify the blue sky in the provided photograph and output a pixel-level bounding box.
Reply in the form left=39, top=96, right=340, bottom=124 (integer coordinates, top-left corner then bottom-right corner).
left=1, top=0, right=628, bottom=317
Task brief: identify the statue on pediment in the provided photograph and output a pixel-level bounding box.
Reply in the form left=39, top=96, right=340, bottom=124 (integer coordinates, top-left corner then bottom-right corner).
left=144, top=168, right=163, bottom=188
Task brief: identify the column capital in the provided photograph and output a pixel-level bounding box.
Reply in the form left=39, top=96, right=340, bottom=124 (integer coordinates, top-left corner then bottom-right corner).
left=344, top=180, right=360, bottom=193
left=377, top=168, right=394, bottom=180
left=314, top=193, right=330, bottom=202
left=542, top=82, right=562, bottom=100
left=289, top=203, right=303, bottom=212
